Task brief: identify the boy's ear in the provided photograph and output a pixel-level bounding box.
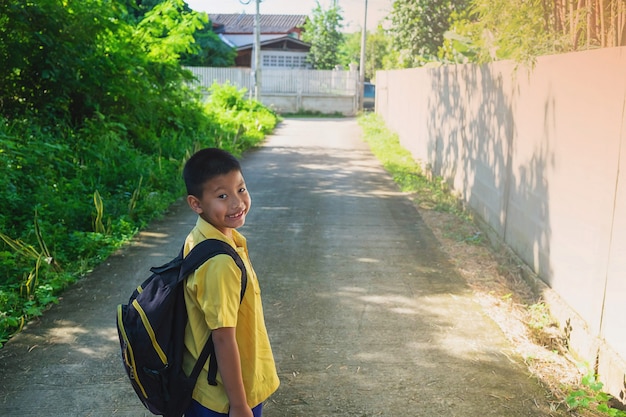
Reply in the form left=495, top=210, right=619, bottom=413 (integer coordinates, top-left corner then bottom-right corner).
left=186, top=195, right=203, bottom=214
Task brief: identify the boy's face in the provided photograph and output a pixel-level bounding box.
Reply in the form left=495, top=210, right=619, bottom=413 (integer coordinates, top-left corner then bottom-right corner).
left=187, top=170, right=251, bottom=237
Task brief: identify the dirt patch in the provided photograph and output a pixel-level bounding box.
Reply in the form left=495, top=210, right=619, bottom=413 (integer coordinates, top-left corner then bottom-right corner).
left=414, top=206, right=594, bottom=416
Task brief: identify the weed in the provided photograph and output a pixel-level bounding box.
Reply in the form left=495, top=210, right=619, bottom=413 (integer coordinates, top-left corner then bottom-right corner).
left=464, top=231, right=484, bottom=244
left=128, top=176, right=143, bottom=218
left=566, top=372, right=626, bottom=416
left=92, top=190, right=107, bottom=235
left=527, top=302, right=554, bottom=330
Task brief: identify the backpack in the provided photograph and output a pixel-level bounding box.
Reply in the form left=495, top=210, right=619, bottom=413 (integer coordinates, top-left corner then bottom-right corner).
left=116, top=238, right=247, bottom=417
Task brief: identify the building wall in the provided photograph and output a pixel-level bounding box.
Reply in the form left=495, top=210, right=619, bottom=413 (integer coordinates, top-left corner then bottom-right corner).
left=236, top=50, right=309, bottom=69
left=222, top=33, right=286, bottom=47
left=376, top=47, right=626, bottom=401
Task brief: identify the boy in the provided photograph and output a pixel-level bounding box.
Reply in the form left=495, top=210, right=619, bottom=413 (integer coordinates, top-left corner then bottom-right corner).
left=182, top=148, right=279, bottom=417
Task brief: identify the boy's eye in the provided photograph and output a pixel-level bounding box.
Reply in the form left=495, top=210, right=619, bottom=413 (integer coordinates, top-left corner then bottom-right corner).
left=239, top=187, right=246, bottom=193
left=218, top=194, right=227, bottom=199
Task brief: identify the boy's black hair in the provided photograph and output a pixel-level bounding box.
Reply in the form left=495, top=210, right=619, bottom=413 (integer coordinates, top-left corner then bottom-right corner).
left=183, top=148, right=242, bottom=197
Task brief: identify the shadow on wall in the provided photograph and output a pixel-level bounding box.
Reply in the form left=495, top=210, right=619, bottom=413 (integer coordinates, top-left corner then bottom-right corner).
left=377, top=48, right=626, bottom=404
left=426, top=64, right=554, bottom=286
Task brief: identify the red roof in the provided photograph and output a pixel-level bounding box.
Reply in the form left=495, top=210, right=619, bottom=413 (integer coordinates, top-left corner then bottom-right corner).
left=209, top=13, right=307, bottom=34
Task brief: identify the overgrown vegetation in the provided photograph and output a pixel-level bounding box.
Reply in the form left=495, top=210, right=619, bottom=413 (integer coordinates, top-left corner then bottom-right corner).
left=0, top=0, right=276, bottom=347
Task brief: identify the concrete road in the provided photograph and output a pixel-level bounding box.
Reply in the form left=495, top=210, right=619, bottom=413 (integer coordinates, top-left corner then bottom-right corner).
left=0, top=118, right=564, bottom=416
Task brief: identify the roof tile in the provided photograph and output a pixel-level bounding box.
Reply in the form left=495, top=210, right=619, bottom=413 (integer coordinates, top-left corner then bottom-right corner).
left=209, top=13, right=307, bottom=34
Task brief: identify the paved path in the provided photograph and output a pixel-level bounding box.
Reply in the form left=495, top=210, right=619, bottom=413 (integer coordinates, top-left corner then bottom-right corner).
left=0, top=118, right=564, bottom=416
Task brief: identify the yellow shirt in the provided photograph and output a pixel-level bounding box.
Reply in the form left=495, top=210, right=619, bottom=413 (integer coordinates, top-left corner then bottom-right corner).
left=182, top=217, right=279, bottom=413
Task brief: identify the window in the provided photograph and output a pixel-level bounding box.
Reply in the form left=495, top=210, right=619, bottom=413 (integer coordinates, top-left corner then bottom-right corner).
left=262, top=53, right=308, bottom=68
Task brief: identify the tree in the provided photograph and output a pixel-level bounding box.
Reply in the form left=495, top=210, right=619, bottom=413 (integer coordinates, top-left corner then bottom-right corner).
left=365, top=26, right=393, bottom=81
left=0, top=0, right=202, bottom=126
left=123, top=0, right=234, bottom=66
left=339, top=31, right=361, bottom=68
left=439, top=0, right=626, bottom=66
left=389, top=0, right=468, bottom=67
left=134, top=0, right=206, bottom=63
left=460, top=0, right=558, bottom=63
left=179, top=22, right=236, bottom=67
left=440, top=0, right=569, bottom=65
left=303, top=2, right=344, bottom=69
left=340, top=26, right=394, bottom=81
left=0, top=0, right=124, bottom=122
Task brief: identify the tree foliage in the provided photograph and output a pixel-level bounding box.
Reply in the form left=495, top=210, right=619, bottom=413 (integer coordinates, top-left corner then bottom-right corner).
left=1, top=0, right=118, bottom=122
left=389, top=0, right=468, bottom=67
left=440, top=0, right=565, bottom=64
left=340, top=26, right=394, bottom=81
left=384, top=0, right=626, bottom=68
left=364, top=26, right=395, bottom=80
left=339, top=31, right=360, bottom=68
left=303, top=2, right=344, bottom=69
left=134, top=0, right=207, bottom=63
left=124, top=0, right=235, bottom=66
left=439, top=0, right=626, bottom=65
left=180, top=23, right=236, bottom=67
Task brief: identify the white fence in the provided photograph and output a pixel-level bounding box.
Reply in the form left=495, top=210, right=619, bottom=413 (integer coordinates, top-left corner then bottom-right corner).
left=185, top=67, right=253, bottom=92
left=185, top=67, right=358, bottom=96
left=184, top=67, right=359, bottom=115
left=262, top=69, right=358, bottom=95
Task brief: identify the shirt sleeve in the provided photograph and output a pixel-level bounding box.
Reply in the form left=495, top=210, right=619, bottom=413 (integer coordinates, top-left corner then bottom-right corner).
left=189, top=254, right=243, bottom=330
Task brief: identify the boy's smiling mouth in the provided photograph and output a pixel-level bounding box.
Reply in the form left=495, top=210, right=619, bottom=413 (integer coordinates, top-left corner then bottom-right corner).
left=228, top=210, right=245, bottom=219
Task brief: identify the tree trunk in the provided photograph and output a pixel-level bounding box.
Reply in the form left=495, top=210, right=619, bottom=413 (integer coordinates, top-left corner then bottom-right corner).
left=619, top=1, right=626, bottom=45
left=599, top=0, right=606, bottom=46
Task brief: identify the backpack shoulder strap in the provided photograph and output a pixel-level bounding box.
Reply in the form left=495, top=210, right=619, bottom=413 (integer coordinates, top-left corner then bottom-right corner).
left=181, top=238, right=248, bottom=385
left=180, top=238, right=247, bottom=302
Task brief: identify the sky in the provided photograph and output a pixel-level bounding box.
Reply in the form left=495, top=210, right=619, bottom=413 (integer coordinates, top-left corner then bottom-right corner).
left=184, top=0, right=394, bottom=33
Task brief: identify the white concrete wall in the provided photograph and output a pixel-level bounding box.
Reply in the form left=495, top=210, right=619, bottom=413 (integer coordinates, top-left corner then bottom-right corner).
left=260, top=94, right=356, bottom=116
left=376, top=47, right=626, bottom=401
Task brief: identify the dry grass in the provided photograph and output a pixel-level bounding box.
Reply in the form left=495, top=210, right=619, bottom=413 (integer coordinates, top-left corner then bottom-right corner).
left=416, top=207, right=593, bottom=415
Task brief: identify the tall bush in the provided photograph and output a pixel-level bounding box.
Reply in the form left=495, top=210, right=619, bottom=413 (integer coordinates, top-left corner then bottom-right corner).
left=0, top=0, right=278, bottom=346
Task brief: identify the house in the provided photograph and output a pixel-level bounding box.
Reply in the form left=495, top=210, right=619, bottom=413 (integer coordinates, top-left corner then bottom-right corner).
left=209, top=13, right=311, bottom=68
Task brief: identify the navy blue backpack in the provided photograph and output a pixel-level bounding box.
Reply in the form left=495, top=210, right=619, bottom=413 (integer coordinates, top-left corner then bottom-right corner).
left=116, top=239, right=247, bottom=417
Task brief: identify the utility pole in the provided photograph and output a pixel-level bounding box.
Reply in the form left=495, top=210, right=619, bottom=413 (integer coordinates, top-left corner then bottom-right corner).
left=358, top=0, right=368, bottom=111
left=253, top=0, right=261, bottom=100
left=241, top=0, right=262, bottom=100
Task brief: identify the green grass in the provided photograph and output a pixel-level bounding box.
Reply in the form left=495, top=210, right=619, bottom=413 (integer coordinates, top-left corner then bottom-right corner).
left=280, top=110, right=344, bottom=118
left=357, top=112, right=467, bottom=218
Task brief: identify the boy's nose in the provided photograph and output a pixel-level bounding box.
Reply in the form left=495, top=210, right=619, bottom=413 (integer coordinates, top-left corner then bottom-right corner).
left=230, top=194, right=243, bottom=208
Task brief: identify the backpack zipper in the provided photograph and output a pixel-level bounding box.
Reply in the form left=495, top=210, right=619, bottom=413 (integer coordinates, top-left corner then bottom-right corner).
left=117, top=304, right=148, bottom=398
